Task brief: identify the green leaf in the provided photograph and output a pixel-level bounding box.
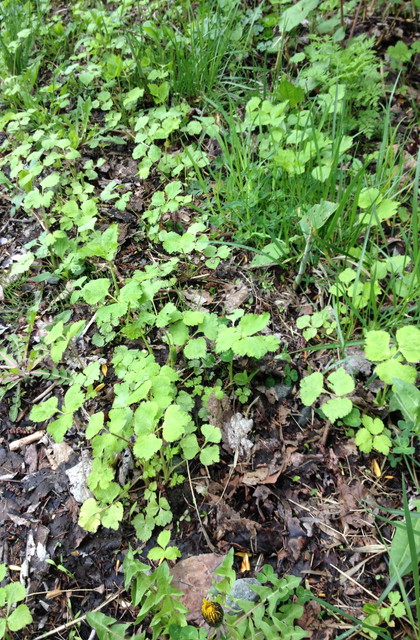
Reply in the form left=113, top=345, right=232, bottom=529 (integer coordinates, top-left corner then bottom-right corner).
left=4, top=581, right=26, bottom=604
left=157, top=529, right=170, bottom=549
left=29, top=396, right=58, bottom=422
left=201, top=424, right=222, bottom=444
left=278, top=0, right=319, bottom=33
left=180, top=434, right=199, bottom=460
left=81, top=278, right=111, bottom=305
left=322, top=397, right=353, bottom=422
left=364, top=330, right=392, bottom=361
left=133, top=433, right=162, bottom=460
left=162, top=404, right=190, bottom=442
left=156, top=302, right=182, bottom=328
left=234, top=335, right=279, bottom=358
left=354, top=428, right=372, bottom=453
left=358, top=188, right=381, bottom=209
left=389, top=512, right=420, bottom=581
left=375, top=360, right=417, bottom=385
left=372, top=433, right=391, bottom=455
left=238, top=313, right=270, bottom=336
left=101, top=503, right=123, bottom=530
left=7, top=604, right=33, bottom=632
left=200, top=444, right=220, bottom=466
left=327, top=367, right=355, bottom=396
left=78, top=498, right=101, bottom=533
left=396, top=325, right=420, bottom=363
left=86, top=412, right=105, bottom=439
left=300, top=372, right=324, bottom=406
left=391, top=379, right=420, bottom=426
left=40, top=172, right=60, bottom=189
left=86, top=612, right=131, bottom=639
left=184, top=337, right=207, bottom=359
left=362, top=415, right=384, bottom=435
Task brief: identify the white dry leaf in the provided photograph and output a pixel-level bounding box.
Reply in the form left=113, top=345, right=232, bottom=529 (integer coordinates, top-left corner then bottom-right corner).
left=223, top=412, right=254, bottom=459
left=65, top=450, right=93, bottom=503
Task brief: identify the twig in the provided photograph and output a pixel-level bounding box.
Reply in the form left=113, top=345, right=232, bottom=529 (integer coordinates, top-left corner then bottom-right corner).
left=186, top=460, right=218, bottom=553
left=9, top=430, right=46, bottom=451
left=32, top=587, right=124, bottom=640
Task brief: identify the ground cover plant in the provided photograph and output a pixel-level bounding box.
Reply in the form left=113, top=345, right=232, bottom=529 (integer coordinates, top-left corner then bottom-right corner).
left=0, top=0, right=419, bottom=638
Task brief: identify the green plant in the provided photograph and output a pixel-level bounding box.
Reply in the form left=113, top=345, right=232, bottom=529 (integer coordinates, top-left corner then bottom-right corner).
left=86, top=548, right=309, bottom=640
left=361, top=592, right=406, bottom=640
left=0, top=565, right=33, bottom=639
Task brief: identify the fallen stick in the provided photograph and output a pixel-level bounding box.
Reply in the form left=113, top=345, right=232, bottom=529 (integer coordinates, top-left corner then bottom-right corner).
left=9, top=430, right=46, bottom=451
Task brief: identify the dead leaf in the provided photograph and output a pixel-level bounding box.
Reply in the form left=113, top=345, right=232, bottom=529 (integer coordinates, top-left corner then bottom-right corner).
left=223, top=413, right=253, bottom=458
left=170, top=553, right=224, bottom=623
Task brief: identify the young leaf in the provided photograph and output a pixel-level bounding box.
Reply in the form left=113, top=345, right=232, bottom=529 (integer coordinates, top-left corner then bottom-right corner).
left=101, top=503, right=123, bottom=530
left=300, top=372, right=324, bottom=406
left=327, top=367, right=355, bottom=396
left=29, top=396, right=59, bottom=422
left=364, top=330, right=392, bottom=362
left=6, top=604, right=33, bottom=632
left=200, top=445, right=220, bottom=466
left=322, top=397, right=352, bottom=422
left=81, top=278, right=111, bottom=305
left=184, top=337, right=207, bottom=359
left=396, top=325, right=420, bottom=363
left=162, top=404, right=190, bottom=442
left=79, top=498, right=101, bottom=533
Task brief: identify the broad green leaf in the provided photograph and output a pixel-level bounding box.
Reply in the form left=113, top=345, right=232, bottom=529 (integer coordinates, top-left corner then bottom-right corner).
left=250, top=241, right=288, bottom=267
left=361, top=415, right=383, bottom=435
left=48, top=413, right=73, bottom=443
left=396, top=325, right=420, bottom=362
left=372, top=433, right=391, bottom=455
left=234, top=335, right=279, bottom=358
left=86, top=412, right=105, bottom=439
left=327, top=367, right=355, bottom=396
left=215, top=327, right=237, bottom=353
left=10, top=252, right=34, bottom=276
left=355, top=428, right=372, bottom=453
left=180, top=434, right=199, bottom=460
left=278, top=0, right=319, bottom=33
left=364, top=330, right=392, bottom=361
left=375, top=360, right=417, bottom=385
left=184, top=337, right=207, bottom=359
left=40, top=172, right=60, bottom=189
left=157, top=529, right=170, bottom=549
left=63, top=385, right=85, bottom=413
left=131, top=513, right=154, bottom=542
left=358, top=188, right=381, bottom=209
left=162, top=404, right=190, bottom=442
left=169, top=320, right=189, bottom=346
left=7, top=604, right=33, bottom=632
left=389, top=512, right=420, bottom=581
left=239, top=313, right=270, bottom=337
left=29, top=396, right=58, bottom=422
left=133, top=433, right=162, bottom=460
left=78, top=498, right=101, bottom=533
left=86, top=612, right=131, bottom=640
left=4, top=581, right=26, bottom=604
left=200, top=444, right=220, bottom=466
left=81, top=278, right=111, bottom=305
left=156, top=302, right=182, bottom=328
left=300, top=372, right=324, bottom=406
left=322, top=397, right=353, bottom=422
left=201, top=424, right=222, bottom=444
left=101, top=503, right=123, bottom=530
left=391, top=379, right=420, bottom=427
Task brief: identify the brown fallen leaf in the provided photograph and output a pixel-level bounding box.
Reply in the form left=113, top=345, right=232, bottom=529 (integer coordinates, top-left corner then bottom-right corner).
left=170, top=553, right=224, bottom=623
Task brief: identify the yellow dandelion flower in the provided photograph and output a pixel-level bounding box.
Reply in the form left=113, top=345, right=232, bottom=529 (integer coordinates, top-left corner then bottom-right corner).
left=202, top=599, right=224, bottom=627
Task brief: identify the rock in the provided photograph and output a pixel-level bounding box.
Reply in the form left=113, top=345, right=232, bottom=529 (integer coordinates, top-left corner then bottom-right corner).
left=274, top=384, right=293, bottom=401
left=297, top=406, right=312, bottom=427
left=226, top=578, right=260, bottom=611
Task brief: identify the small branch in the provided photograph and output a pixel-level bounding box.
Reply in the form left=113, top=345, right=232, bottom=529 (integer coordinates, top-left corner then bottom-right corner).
left=9, top=430, right=46, bottom=451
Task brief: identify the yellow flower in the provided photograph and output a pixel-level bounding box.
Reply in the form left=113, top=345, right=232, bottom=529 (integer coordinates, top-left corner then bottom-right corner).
left=202, top=599, right=224, bottom=627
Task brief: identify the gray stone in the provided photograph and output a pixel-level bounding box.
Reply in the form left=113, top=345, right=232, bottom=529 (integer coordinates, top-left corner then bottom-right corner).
left=297, top=405, right=312, bottom=427
left=274, top=384, right=293, bottom=401
left=226, top=578, right=260, bottom=611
